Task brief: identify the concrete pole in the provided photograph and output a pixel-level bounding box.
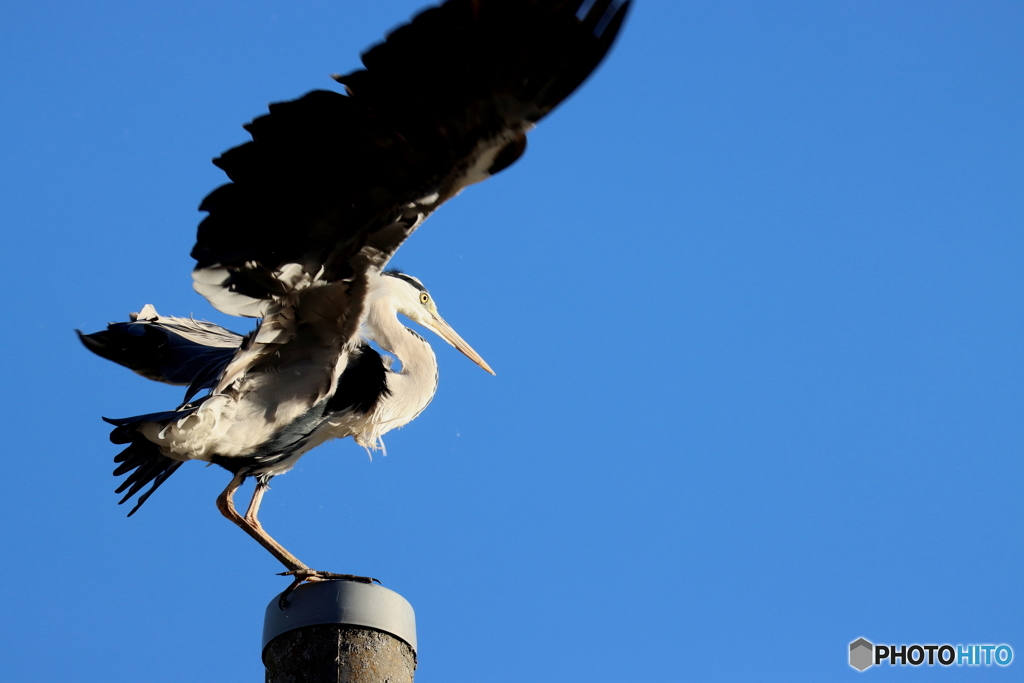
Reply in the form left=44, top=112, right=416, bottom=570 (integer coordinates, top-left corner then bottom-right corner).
left=263, top=581, right=417, bottom=683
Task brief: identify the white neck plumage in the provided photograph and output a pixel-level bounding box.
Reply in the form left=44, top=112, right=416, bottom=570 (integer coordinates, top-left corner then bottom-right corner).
left=355, top=274, right=440, bottom=449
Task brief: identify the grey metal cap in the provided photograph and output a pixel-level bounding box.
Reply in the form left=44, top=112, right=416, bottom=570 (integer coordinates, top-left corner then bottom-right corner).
left=263, top=581, right=417, bottom=654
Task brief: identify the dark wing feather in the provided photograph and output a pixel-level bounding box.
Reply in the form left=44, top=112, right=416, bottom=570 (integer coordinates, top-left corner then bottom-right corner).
left=323, top=344, right=390, bottom=415
left=191, top=0, right=630, bottom=317
left=78, top=306, right=242, bottom=402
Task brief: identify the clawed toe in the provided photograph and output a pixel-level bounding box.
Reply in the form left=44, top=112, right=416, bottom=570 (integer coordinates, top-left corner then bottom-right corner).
left=276, top=569, right=380, bottom=609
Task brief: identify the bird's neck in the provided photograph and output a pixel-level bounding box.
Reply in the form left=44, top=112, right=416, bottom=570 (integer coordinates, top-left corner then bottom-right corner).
left=363, top=298, right=439, bottom=398
left=356, top=297, right=440, bottom=446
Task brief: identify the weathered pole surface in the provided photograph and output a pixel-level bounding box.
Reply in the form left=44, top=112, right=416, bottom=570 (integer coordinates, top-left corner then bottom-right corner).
left=264, top=625, right=415, bottom=683
left=263, top=581, right=417, bottom=683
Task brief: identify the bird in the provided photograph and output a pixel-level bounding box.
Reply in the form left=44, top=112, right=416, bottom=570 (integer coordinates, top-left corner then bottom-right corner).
left=79, top=0, right=630, bottom=592
left=80, top=268, right=492, bottom=593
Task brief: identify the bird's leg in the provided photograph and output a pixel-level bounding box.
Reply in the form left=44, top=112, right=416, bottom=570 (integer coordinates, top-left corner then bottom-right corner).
left=216, top=471, right=308, bottom=572
left=243, top=477, right=270, bottom=529
left=216, top=472, right=378, bottom=609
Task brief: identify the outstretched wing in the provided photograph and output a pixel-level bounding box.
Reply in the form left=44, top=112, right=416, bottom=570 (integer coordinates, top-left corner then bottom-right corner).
left=77, top=304, right=243, bottom=402
left=191, top=0, right=631, bottom=320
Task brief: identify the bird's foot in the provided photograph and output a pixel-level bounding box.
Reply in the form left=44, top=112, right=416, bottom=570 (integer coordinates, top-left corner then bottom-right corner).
left=276, top=569, right=380, bottom=609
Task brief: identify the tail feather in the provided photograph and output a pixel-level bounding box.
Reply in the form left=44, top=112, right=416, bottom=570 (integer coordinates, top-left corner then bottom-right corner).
left=105, top=411, right=196, bottom=516
left=113, top=449, right=147, bottom=476
left=116, top=456, right=166, bottom=498
left=104, top=409, right=196, bottom=444
left=110, top=439, right=185, bottom=516
left=127, top=461, right=182, bottom=515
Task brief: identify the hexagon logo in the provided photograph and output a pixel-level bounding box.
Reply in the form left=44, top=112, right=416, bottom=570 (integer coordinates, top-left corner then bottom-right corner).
left=850, top=638, right=874, bottom=671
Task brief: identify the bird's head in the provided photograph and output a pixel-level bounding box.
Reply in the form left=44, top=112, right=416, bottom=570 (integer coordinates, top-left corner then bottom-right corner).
left=378, top=270, right=495, bottom=375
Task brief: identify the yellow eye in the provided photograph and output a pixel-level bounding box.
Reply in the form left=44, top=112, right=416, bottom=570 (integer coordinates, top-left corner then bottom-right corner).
left=420, top=292, right=429, bottom=304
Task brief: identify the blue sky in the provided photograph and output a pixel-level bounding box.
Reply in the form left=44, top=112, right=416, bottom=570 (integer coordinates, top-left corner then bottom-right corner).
left=2, top=1, right=1022, bottom=680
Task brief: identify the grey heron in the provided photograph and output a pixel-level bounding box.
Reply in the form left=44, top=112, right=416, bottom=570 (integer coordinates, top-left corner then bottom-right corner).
left=79, top=0, right=630, bottom=591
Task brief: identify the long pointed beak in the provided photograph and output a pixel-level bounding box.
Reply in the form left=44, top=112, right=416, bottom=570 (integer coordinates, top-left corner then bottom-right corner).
left=426, top=313, right=495, bottom=375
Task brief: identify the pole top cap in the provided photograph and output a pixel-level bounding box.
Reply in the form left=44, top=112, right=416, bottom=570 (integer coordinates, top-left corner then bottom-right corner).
left=263, top=580, right=417, bottom=655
